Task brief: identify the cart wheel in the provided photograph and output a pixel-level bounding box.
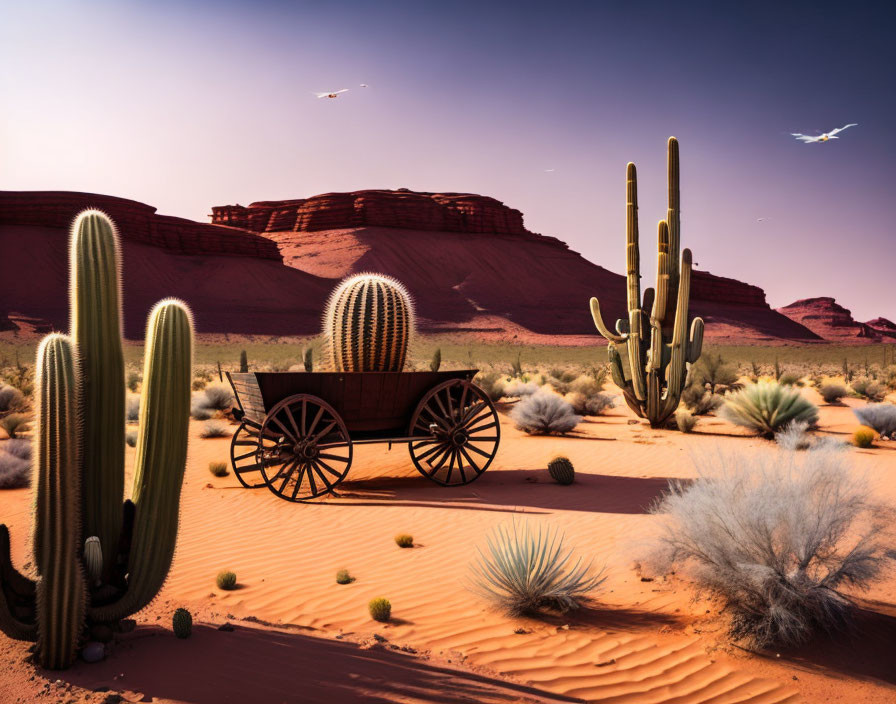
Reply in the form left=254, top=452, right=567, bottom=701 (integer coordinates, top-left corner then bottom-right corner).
left=408, top=379, right=500, bottom=486
left=257, top=394, right=353, bottom=502
left=230, top=419, right=275, bottom=489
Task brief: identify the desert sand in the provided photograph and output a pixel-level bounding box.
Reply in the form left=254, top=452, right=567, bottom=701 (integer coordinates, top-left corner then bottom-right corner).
left=1, top=389, right=894, bottom=704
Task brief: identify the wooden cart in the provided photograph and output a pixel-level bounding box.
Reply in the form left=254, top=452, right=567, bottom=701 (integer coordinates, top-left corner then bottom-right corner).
left=226, top=370, right=500, bottom=502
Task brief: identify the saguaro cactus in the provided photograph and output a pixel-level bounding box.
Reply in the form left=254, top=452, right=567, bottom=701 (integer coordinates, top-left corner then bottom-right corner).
left=0, top=210, right=194, bottom=667
left=590, top=138, right=704, bottom=427
left=323, top=273, right=414, bottom=372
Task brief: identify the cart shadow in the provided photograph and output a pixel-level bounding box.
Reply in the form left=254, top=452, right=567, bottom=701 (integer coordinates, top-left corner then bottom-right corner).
left=61, top=624, right=580, bottom=704
left=333, top=470, right=681, bottom=515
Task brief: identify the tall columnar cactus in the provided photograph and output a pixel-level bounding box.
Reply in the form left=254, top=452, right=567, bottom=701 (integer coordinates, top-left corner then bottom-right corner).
left=34, top=335, right=87, bottom=669
left=70, top=211, right=125, bottom=578
left=0, top=210, right=194, bottom=667
left=590, top=138, right=704, bottom=427
left=323, top=273, right=414, bottom=372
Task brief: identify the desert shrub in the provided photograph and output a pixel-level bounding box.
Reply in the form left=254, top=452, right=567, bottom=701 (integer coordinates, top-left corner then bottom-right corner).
left=563, top=392, right=587, bottom=415
left=777, top=372, right=802, bottom=387
left=200, top=383, right=235, bottom=412
left=126, top=371, right=141, bottom=392
left=510, top=390, right=581, bottom=435
left=568, top=374, right=601, bottom=397
left=200, top=421, right=231, bottom=439
left=191, top=378, right=207, bottom=391
left=469, top=521, right=605, bottom=615
left=0, top=413, right=29, bottom=439
left=774, top=420, right=812, bottom=451
left=853, top=404, right=896, bottom=439
left=583, top=393, right=615, bottom=416
left=0, top=451, right=30, bottom=489
left=852, top=426, right=876, bottom=448
left=473, top=371, right=505, bottom=402
left=675, top=409, right=697, bottom=433
left=394, top=534, right=414, bottom=548
left=682, top=378, right=723, bottom=415
left=852, top=378, right=887, bottom=402
left=368, top=597, right=392, bottom=622
left=720, top=382, right=818, bottom=438
left=502, top=380, right=539, bottom=398
left=693, top=354, right=741, bottom=394
left=0, top=385, right=25, bottom=413
left=216, top=571, right=237, bottom=590
left=819, top=383, right=848, bottom=404
left=125, top=430, right=137, bottom=448
left=126, top=393, right=141, bottom=422
left=172, top=608, right=192, bottom=639
left=209, top=461, right=229, bottom=477
left=191, top=406, right=214, bottom=421
left=2, top=438, right=31, bottom=461
left=650, top=447, right=893, bottom=648
left=546, top=369, right=578, bottom=395
left=586, top=364, right=609, bottom=390
left=336, top=569, right=354, bottom=585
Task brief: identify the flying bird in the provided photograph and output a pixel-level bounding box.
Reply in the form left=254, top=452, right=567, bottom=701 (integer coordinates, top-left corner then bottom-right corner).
left=314, top=89, right=349, bottom=99
left=791, top=123, right=857, bottom=143
left=757, top=217, right=771, bottom=222
left=544, top=168, right=556, bottom=173
left=359, top=83, right=368, bottom=88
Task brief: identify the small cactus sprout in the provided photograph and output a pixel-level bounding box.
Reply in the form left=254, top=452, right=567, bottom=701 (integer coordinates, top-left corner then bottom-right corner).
left=336, top=569, right=354, bottom=585
left=239, top=350, right=248, bottom=373
left=430, top=348, right=441, bottom=372
left=208, top=461, right=228, bottom=477
left=853, top=426, right=876, bottom=448
left=216, top=571, right=237, bottom=590
left=368, top=597, right=391, bottom=622
left=547, top=456, right=575, bottom=485
left=83, top=537, right=103, bottom=586
left=394, top=534, right=414, bottom=548
left=172, top=608, right=192, bottom=639
left=303, top=347, right=313, bottom=372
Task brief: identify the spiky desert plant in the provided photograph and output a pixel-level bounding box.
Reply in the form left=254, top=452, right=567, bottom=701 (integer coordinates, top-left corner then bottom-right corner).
left=853, top=405, right=896, bottom=439
left=720, top=382, right=818, bottom=438
left=322, top=273, right=413, bottom=372
left=172, top=608, right=192, bottom=638
left=239, top=350, right=248, bottom=373
left=547, top=456, right=575, bottom=485
left=469, top=521, right=605, bottom=615
left=510, top=352, right=523, bottom=379
left=510, top=390, right=581, bottom=435
left=303, top=347, right=313, bottom=372
left=590, top=138, right=704, bottom=428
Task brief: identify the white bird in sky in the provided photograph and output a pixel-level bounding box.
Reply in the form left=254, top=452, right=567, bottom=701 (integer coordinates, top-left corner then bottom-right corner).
left=314, top=89, right=349, bottom=99
left=359, top=83, right=368, bottom=88
left=757, top=217, right=771, bottom=222
left=544, top=168, right=556, bottom=173
left=791, top=123, right=857, bottom=143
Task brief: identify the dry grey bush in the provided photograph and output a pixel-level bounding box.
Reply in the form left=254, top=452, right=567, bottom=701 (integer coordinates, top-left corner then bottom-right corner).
left=649, top=446, right=893, bottom=648
left=0, top=449, right=29, bottom=489
left=853, top=404, right=896, bottom=439
left=510, top=390, right=581, bottom=435
left=501, top=379, right=539, bottom=398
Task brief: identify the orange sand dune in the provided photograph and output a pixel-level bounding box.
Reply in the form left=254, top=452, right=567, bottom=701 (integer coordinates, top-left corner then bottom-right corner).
left=1, top=392, right=894, bottom=703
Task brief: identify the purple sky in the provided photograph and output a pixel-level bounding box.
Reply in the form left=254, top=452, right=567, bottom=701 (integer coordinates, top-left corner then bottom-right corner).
left=2, top=0, right=893, bottom=321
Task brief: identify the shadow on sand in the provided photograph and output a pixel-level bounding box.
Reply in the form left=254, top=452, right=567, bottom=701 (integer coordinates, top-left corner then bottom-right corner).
left=61, top=624, right=580, bottom=704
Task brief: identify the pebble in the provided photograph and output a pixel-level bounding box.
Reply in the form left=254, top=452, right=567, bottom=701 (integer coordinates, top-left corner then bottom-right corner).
left=80, top=641, right=105, bottom=663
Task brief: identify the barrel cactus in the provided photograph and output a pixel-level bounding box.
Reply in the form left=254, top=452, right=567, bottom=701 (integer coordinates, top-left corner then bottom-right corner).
left=323, top=273, right=414, bottom=372
left=547, top=456, right=575, bottom=485
left=590, top=138, right=704, bottom=427
left=0, top=210, right=194, bottom=668
left=172, top=607, right=192, bottom=639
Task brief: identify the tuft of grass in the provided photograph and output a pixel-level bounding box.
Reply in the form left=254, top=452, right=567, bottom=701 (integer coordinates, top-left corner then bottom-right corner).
left=469, top=521, right=605, bottom=615
left=675, top=409, right=698, bottom=433
left=774, top=420, right=812, bottom=451
left=510, top=390, right=581, bottom=435
left=336, top=569, right=355, bottom=585
left=200, top=421, right=231, bottom=439
left=650, top=446, right=894, bottom=648
left=852, top=426, right=876, bottom=448
left=394, top=534, right=414, bottom=548
left=209, top=461, right=229, bottom=477
left=216, top=571, right=237, bottom=590
left=720, top=382, right=818, bottom=438
left=778, top=372, right=802, bottom=387
left=368, top=597, right=392, bottom=622
left=853, top=404, right=896, bottom=439
left=0, top=413, right=29, bottom=439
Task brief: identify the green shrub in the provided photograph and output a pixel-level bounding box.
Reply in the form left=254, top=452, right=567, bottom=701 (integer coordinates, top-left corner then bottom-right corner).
left=473, top=371, right=504, bottom=402
left=216, top=571, right=237, bottom=590
left=852, top=378, right=887, bottom=402
left=172, top=608, right=192, bottom=639
left=693, top=354, right=741, bottom=394
left=394, top=534, right=414, bottom=548
left=336, top=569, right=354, bottom=585
left=209, top=461, right=228, bottom=477
left=368, top=597, right=391, bottom=622
left=853, top=426, right=876, bottom=448
left=720, top=382, right=818, bottom=438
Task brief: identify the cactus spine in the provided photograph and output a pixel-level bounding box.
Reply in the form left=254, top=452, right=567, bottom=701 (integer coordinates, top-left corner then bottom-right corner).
left=590, top=138, right=704, bottom=428
left=70, top=211, right=125, bottom=578
left=0, top=210, right=194, bottom=667
left=547, top=456, right=575, bottom=485
left=34, top=334, right=86, bottom=669
left=323, top=273, right=413, bottom=372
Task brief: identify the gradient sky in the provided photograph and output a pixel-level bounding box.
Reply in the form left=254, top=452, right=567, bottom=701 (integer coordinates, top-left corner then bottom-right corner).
left=2, top=0, right=893, bottom=321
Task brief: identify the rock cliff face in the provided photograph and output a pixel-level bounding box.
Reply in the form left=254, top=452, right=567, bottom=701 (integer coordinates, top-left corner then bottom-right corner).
left=212, top=189, right=532, bottom=237
left=776, top=297, right=882, bottom=343
left=864, top=317, right=896, bottom=341
left=1, top=191, right=281, bottom=260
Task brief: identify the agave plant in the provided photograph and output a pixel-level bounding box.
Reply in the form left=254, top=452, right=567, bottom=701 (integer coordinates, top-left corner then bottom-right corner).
left=469, top=521, right=605, bottom=615
left=720, top=381, right=818, bottom=438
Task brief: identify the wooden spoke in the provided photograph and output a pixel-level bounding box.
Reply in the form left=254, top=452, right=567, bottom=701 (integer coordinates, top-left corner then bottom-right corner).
left=259, top=394, right=352, bottom=502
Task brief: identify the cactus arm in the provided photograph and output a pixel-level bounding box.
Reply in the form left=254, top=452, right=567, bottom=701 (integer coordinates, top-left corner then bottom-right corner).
left=656, top=248, right=695, bottom=422
left=91, top=300, right=193, bottom=622
left=623, top=163, right=648, bottom=401
left=666, top=137, right=681, bottom=299
left=70, top=211, right=125, bottom=579
left=687, top=317, right=705, bottom=364
left=34, top=335, right=86, bottom=669
left=590, top=298, right=626, bottom=344
left=0, top=525, right=37, bottom=642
